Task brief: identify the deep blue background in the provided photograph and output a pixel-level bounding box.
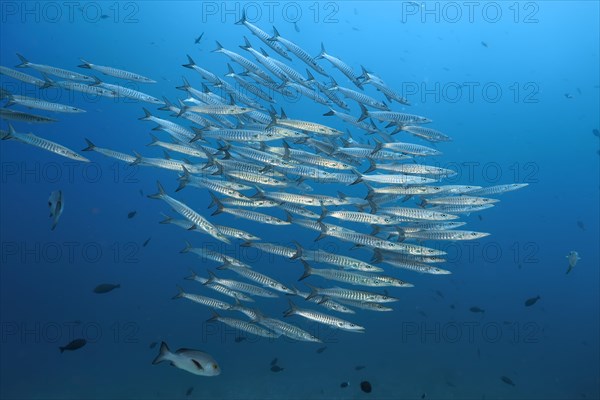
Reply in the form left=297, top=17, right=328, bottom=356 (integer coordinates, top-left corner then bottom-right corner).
left=1, top=2, right=598, bottom=399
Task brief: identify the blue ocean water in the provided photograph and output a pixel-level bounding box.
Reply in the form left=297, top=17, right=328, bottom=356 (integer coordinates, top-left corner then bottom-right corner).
left=1, top=1, right=599, bottom=399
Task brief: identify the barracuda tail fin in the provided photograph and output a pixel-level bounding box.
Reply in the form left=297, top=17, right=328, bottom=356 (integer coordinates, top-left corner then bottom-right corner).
left=357, top=103, right=369, bottom=122
left=15, top=53, right=29, bottom=68
left=81, top=138, right=96, bottom=151
left=235, top=9, right=246, bottom=25
left=139, top=107, right=153, bottom=121
left=175, top=166, right=191, bottom=192
left=78, top=58, right=92, bottom=69
left=298, top=260, right=312, bottom=281
left=283, top=299, right=298, bottom=317
left=212, top=41, right=224, bottom=53
left=182, top=55, right=196, bottom=69
left=315, top=42, right=326, bottom=60
left=172, top=285, right=185, bottom=300
left=209, top=192, right=225, bottom=215
left=147, top=181, right=166, bottom=200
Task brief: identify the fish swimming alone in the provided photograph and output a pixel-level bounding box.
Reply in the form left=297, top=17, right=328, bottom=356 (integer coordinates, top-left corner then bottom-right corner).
left=566, top=251, right=581, bottom=274
left=48, top=190, right=64, bottom=231
left=59, top=338, right=86, bottom=353
left=93, top=283, right=121, bottom=294
left=152, top=342, right=221, bottom=376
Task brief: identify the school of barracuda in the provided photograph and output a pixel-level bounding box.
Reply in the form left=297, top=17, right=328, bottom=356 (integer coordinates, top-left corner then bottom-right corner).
left=0, top=13, right=527, bottom=342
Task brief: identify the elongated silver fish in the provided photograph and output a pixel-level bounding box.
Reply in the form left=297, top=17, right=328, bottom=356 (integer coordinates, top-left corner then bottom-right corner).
left=284, top=300, right=365, bottom=332
left=4, top=125, right=89, bottom=162
left=269, top=26, right=327, bottom=76
left=300, top=261, right=413, bottom=288
left=185, top=270, right=255, bottom=302
left=0, top=108, right=57, bottom=123
left=205, top=271, right=278, bottom=298
left=235, top=11, right=292, bottom=60
left=0, top=66, right=51, bottom=88
left=305, top=283, right=398, bottom=303
left=78, top=58, right=156, bottom=83
left=172, top=286, right=232, bottom=310
left=148, top=181, right=230, bottom=244
left=81, top=139, right=136, bottom=163
left=16, top=53, right=93, bottom=82
left=7, top=94, right=85, bottom=113
left=208, top=312, right=280, bottom=338
left=316, top=43, right=362, bottom=88
left=256, top=317, right=321, bottom=342
left=217, top=262, right=295, bottom=294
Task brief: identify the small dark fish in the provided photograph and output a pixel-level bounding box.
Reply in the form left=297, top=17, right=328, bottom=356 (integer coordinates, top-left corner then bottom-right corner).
left=149, top=341, right=157, bottom=349
left=185, top=387, right=194, bottom=396
left=360, top=381, right=372, bottom=393
left=127, top=211, right=137, bottom=219
left=270, top=358, right=278, bottom=366
left=93, top=283, right=121, bottom=294
left=478, top=215, right=483, bottom=221
left=577, top=220, right=586, bottom=230
left=195, top=32, right=204, bottom=44
left=500, top=376, right=515, bottom=386
left=593, top=129, right=599, bottom=138
left=435, top=290, right=444, bottom=298
left=421, top=393, right=426, bottom=399
left=351, top=27, right=360, bottom=31
left=293, top=22, right=300, bottom=32
left=449, top=304, right=455, bottom=309
left=59, top=338, right=86, bottom=353
left=100, top=14, right=109, bottom=19
left=316, top=346, right=327, bottom=354
left=234, top=336, right=246, bottom=343
left=340, top=382, right=349, bottom=388
left=524, top=295, right=541, bottom=307
left=564, top=93, right=573, bottom=99
left=270, top=365, right=284, bottom=372
left=470, top=306, right=485, bottom=313
left=355, top=365, right=366, bottom=371
left=142, top=237, right=151, bottom=247
left=481, top=41, right=488, bottom=47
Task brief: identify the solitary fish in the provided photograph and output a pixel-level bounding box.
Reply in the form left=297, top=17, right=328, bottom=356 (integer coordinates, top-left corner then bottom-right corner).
left=500, top=376, right=515, bottom=386
left=270, top=365, right=284, bottom=372
left=195, top=32, right=204, bottom=44
left=142, top=237, right=151, bottom=247
left=48, top=190, right=64, bottom=230
left=316, top=346, right=327, bottom=354
left=59, top=338, right=86, bottom=353
left=566, top=251, right=581, bottom=274
left=152, top=341, right=220, bottom=376
left=93, top=283, right=121, bottom=294
left=185, top=387, right=194, bottom=396
left=470, top=306, right=485, bottom=313
left=524, top=295, right=540, bottom=307
left=127, top=211, right=137, bottom=219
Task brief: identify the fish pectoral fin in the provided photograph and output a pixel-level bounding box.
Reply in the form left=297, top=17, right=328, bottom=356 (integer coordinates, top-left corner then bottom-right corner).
left=191, top=359, right=204, bottom=370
